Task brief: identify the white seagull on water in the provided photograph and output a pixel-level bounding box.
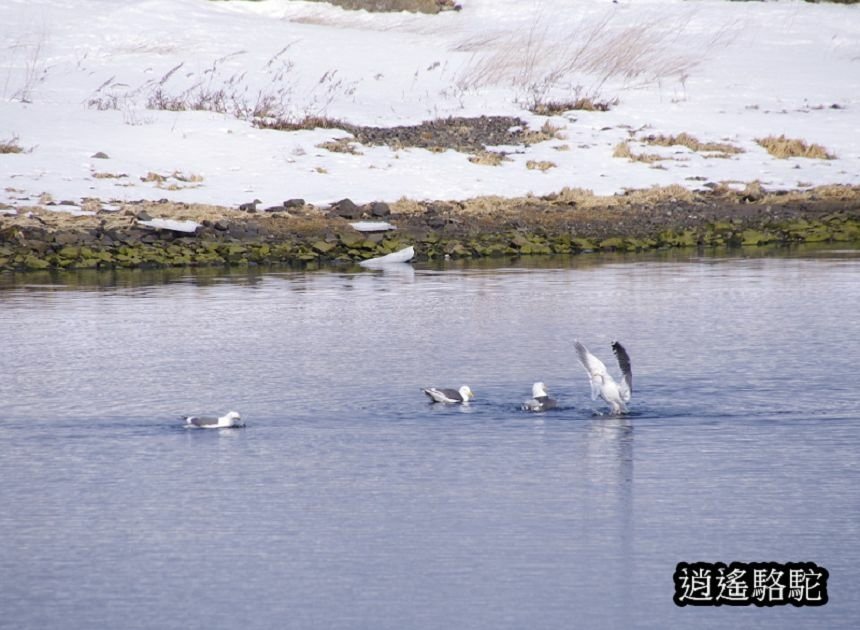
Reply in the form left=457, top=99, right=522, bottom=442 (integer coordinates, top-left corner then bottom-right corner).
left=422, top=385, right=474, bottom=404
left=574, top=340, right=633, bottom=414
left=183, top=411, right=244, bottom=428
left=522, top=382, right=558, bottom=412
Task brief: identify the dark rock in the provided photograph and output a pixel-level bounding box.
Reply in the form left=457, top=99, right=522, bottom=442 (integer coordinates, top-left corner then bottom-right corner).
left=137, top=210, right=153, bottom=221
left=91, top=151, right=109, bottom=159
left=214, top=221, right=229, bottom=231
left=427, top=215, right=448, bottom=230
left=369, top=201, right=391, bottom=217
left=53, top=232, right=81, bottom=246
left=228, top=222, right=262, bottom=238
left=25, top=240, right=49, bottom=254
left=239, top=199, right=261, bottom=212
left=263, top=205, right=284, bottom=213
left=329, top=198, right=361, bottom=219
left=283, top=198, right=306, bottom=209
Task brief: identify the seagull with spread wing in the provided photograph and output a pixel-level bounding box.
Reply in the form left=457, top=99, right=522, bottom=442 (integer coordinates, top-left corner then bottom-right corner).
left=574, top=340, right=633, bottom=414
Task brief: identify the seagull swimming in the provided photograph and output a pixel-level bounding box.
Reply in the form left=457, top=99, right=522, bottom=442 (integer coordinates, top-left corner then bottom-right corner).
left=422, top=385, right=474, bottom=404
left=574, top=340, right=633, bottom=414
left=522, top=382, right=558, bottom=412
left=183, top=411, right=244, bottom=429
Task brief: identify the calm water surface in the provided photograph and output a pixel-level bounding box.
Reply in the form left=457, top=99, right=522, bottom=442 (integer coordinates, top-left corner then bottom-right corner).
left=1, top=249, right=859, bottom=629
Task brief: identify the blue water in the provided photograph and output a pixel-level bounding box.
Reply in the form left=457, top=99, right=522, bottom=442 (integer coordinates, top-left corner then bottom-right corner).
left=1, top=249, right=859, bottom=629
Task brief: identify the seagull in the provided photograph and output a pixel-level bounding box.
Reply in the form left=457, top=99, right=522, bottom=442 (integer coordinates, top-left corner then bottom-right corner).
left=183, top=410, right=244, bottom=429
left=522, top=382, right=558, bottom=412
left=422, top=385, right=474, bottom=404
left=574, top=340, right=633, bottom=414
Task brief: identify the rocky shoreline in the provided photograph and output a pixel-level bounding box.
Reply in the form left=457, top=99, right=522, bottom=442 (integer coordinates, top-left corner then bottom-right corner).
left=1, top=184, right=859, bottom=272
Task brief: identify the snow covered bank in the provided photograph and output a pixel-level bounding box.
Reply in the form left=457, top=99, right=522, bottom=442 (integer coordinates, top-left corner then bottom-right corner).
left=1, top=0, right=858, bottom=212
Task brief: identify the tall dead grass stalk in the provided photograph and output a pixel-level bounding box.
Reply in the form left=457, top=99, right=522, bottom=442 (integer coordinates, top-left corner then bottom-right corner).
left=456, top=13, right=716, bottom=113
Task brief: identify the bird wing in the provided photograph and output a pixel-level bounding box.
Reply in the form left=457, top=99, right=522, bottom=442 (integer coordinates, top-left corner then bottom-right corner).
left=522, top=398, right=542, bottom=411
left=611, top=341, right=633, bottom=402
left=423, top=388, right=461, bottom=403
left=185, top=415, right=216, bottom=427
left=538, top=396, right=558, bottom=410
left=574, top=341, right=609, bottom=401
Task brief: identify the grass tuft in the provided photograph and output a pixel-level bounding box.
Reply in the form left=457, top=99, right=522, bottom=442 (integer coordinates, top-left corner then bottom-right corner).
left=255, top=115, right=350, bottom=132
left=0, top=136, right=25, bottom=154
left=755, top=135, right=836, bottom=160
left=468, top=151, right=510, bottom=166
left=316, top=137, right=363, bottom=155
left=531, top=97, right=618, bottom=115
left=612, top=141, right=664, bottom=164
left=526, top=160, right=557, bottom=172
left=643, top=132, right=743, bottom=156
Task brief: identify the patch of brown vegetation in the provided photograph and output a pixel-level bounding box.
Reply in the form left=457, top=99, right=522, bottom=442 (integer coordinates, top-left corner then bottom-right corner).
left=302, top=0, right=459, bottom=13
left=256, top=115, right=350, bottom=132
left=612, top=141, right=665, bottom=164
left=756, top=134, right=836, bottom=159
left=258, top=115, right=558, bottom=154
left=643, top=132, right=744, bottom=157
left=468, top=151, right=509, bottom=166
left=141, top=171, right=204, bottom=190
left=526, top=160, right=556, bottom=172
left=0, top=136, right=25, bottom=154
left=521, top=120, right=565, bottom=145
left=317, top=137, right=363, bottom=155
left=531, top=97, right=618, bottom=115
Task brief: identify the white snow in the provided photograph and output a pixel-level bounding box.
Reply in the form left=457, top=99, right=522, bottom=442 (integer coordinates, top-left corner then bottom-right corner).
left=137, top=218, right=201, bottom=232
left=1, top=0, right=858, bottom=210
left=350, top=221, right=396, bottom=232
left=359, top=245, right=415, bottom=267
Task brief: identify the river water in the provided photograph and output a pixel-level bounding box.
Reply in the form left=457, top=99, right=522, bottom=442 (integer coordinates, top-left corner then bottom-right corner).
left=1, top=248, right=858, bottom=629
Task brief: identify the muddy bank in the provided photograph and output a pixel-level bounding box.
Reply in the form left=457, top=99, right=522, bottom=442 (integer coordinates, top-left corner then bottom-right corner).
left=1, top=184, right=859, bottom=272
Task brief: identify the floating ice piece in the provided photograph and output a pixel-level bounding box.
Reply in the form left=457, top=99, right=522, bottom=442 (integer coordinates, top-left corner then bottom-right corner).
left=359, top=245, right=415, bottom=267
left=138, top=218, right=200, bottom=233
left=350, top=221, right=396, bottom=232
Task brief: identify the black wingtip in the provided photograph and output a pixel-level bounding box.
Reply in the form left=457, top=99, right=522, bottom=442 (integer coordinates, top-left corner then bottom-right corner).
left=611, top=341, right=633, bottom=389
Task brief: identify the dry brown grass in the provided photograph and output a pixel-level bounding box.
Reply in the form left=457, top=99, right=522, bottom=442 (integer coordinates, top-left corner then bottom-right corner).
left=526, top=160, right=557, bottom=172
left=141, top=171, right=204, bottom=189
left=755, top=135, right=835, bottom=159
left=468, top=151, right=510, bottom=166
left=0, top=136, right=25, bottom=154
left=256, top=115, right=350, bottom=132
left=531, top=97, right=618, bottom=115
left=612, top=141, right=665, bottom=164
left=643, top=132, right=743, bottom=156
left=302, top=0, right=458, bottom=13
left=456, top=14, right=715, bottom=113
left=317, top=137, right=363, bottom=155
left=521, top=120, right=565, bottom=145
